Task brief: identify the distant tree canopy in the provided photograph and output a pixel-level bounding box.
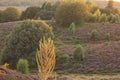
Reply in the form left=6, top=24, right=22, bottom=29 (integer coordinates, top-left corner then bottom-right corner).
left=1, top=7, right=21, bottom=22
left=86, top=0, right=94, bottom=11
left=55, top=0, right=89, bottom=27
left=21, top=6, right=40, bottom=19
left=107, top=0, right=115, bottom=9
left=104, top=0, right=120, bottom=15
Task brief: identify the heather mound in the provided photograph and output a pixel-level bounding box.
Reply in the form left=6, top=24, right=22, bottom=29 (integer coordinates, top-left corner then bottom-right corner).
left=0, top=66, right=38, bottom=80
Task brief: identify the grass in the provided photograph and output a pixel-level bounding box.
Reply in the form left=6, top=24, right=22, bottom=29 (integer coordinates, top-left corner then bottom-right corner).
left=57, top=74, right=120, bottom=80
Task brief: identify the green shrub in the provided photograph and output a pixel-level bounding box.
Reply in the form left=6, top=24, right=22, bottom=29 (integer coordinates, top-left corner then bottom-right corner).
left=106, top=33, right=111, bottom=41
left=2, top=7, right=21, bottom=22
left=56, top=54, right=71, bottom=69
left=98, top=14, right=108, bottom=23
left=114, top=14, right=120, bottom=23
left=88, top=14, right=97, bottom=23
left=17, top=59, right=29, bottom=74
left=21, top=6, right=40, bottom=19
left=0, top=10, right=3, bottom=22
left=35, top=10, right=54, bottom=20
left=58, top=54, right=71, bottom=63
left=90, top=29, right=100, bottom=40
left=2, top=20, right=54, bottom=68
left=69, top=22, right=76, bottom=34
left=55, top=0, right=89, bottom=27
left=73, top=44, right=85, bottom=62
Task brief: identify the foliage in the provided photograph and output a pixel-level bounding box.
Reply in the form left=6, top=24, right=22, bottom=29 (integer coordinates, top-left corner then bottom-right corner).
left=106, top=33, right=111, bottom=41
left=2, top=20, right=54, bottom=68
left=35, top=10, right=54, bottom=20
left=16, top=59, right=29, bottom=74
left=73, top=44, right=85, bottom=62
left=98, top=14, right=108, bottom=23
left=106, top=0, right=115, bottom=9
left=90, top=29, right=100, bottom=40
left=93, top=9, right=101, bottom=22
left=55, top=0, right=89, bottom=27
left=86, top=0, right=94, bottom=11
left=69, top=22, right=76, bottom=34
left=36, top=38, right=55, bottom=80
left=58, top=54, right=71, bottom=63
left=21, top=6, right=40, bottom=19
left=41, top=0, right=53, bottom=11
left=105, top=0, right=120, bottom=15
left=0, top=10, right=3, bottom=22
left=2, top=7, right=21, bottom=22
left=88, top=14, right=97, bottom=23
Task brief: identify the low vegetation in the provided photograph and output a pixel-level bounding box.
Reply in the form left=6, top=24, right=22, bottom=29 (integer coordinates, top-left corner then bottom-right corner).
left=0, top=0, right=120, bottom=80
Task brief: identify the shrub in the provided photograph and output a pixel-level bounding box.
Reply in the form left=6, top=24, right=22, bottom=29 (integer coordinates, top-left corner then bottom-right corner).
left=69, top=22, right=76, bottom=34
left=94, top=9, right=101, bottom=22
left=35, top=10, right=54, bottom=20
left=98, top=14, right=108, bottom=23
left=21, top=6, right=40, bottom=19
left=106, top=33, right=111, bottom=41
left=90, top=29, right=100, bottom=40
left=88, top=14, right=97, bottom=23
left=56, top=54, right=71, bottom=69
left=73, top=44, right=85, bottom=62
left=58, top=54, right=71, bottom=63
left=2, top=7, right=21, bottom=22
left=17, top=59, right=29, bottom=74
left=0, top=10, right=3, bottom=22
left=2, top=20, right=54, bottom=68
left=114, top=14, right=120, bottom=23
left=55, top=0, right=89, bottom=27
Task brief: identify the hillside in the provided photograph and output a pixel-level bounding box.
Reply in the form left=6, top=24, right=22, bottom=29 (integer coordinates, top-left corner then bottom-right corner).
left=0, top=21, right=120, bottom=73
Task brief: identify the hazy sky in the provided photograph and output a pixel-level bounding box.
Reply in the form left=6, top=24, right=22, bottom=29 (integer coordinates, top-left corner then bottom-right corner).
left=114, top=0, right=120, bottom=1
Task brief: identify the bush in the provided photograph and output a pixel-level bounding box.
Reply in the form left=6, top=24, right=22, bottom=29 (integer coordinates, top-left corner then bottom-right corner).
left=98, top=14, right=108, bottom=23
left=2, top=7, right=21, bottom=22
left=57, top=54, right=71, bottom=69
left=88, top=14, right=97, bottom=23
left=0, top=10, right=3, bottom=22
left=93, top=9, right=101, bottom=22
left=55, top=0, right=89, bottom=27
left=17, top=59, right=29, bottom=74
left=90, top=29, right=100, bottom=40
left=35, top=9, right=54, bottom=20
left=69, top=22, right=76, bottom=34
left=2, top=20, right=54, bottom=68
left=73, top=44, right=85, bottom=62
left=59, top=54, right=71, bottom=63
left=21, top=6, right=40, bottom=19
left=106, top=33, right=111, bottom=41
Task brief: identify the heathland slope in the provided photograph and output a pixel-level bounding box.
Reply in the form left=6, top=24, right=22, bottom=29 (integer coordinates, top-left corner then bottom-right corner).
left=0, top=21, right=120, bottom=73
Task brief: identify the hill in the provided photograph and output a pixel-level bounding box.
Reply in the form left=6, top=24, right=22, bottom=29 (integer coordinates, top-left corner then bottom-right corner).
left=0, top=21, right=120, bottom=73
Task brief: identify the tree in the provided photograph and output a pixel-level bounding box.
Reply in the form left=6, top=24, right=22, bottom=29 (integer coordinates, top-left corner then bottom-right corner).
left=55, top=0, right=89, bottom=27
left=107, top=0, right=115, bottom=9
left=2, top=20, right=54, bottom=68
left=3, top=7, right=21, bottom=22
left=21, top=6, right=40, bottom=19
left=105, top=0, right=120, bottom=15
left=36, top=38, right=55, bottom=80
left=86, top=0, right=94, bottom=11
